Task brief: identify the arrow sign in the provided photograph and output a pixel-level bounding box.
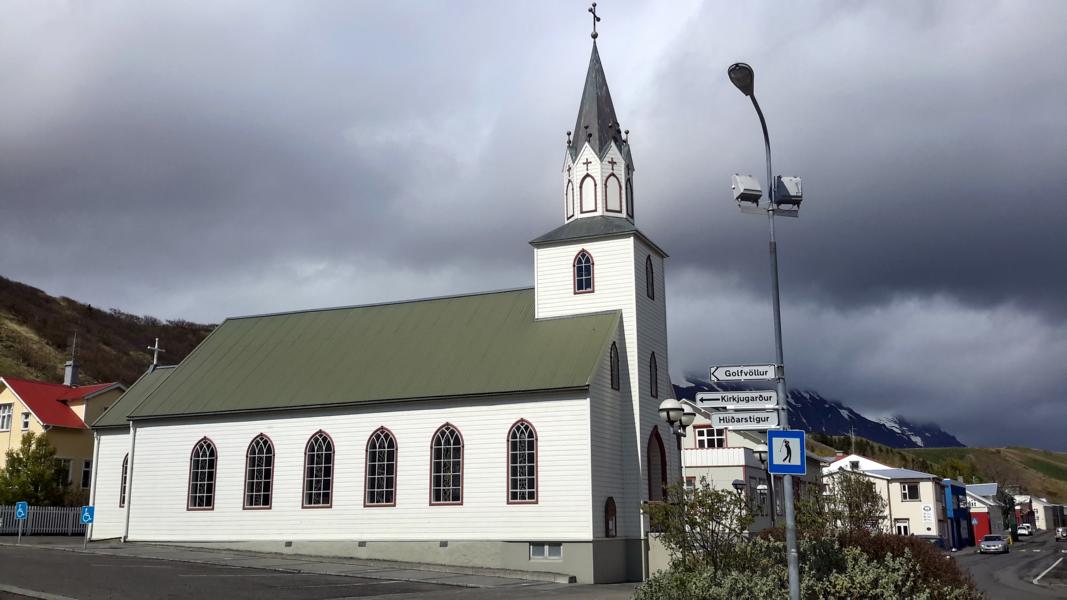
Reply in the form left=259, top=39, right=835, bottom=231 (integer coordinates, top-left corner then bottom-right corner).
left=710, top=410, right=779, bottom=430
left=696, top=390, right=778, bottom=410
left=709, top=364, right=778, bottom=382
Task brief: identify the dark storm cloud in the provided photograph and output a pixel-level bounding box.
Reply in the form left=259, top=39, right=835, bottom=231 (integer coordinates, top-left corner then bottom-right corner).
left=2, top=1, right=1067, bottom=448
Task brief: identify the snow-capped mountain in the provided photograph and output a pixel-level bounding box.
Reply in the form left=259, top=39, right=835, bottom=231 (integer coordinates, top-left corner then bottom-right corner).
left=673, top=378, right=964, bottom=449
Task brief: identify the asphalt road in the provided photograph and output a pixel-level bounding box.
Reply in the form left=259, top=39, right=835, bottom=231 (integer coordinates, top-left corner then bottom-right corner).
left=956, top=531, right=1067, bottom=599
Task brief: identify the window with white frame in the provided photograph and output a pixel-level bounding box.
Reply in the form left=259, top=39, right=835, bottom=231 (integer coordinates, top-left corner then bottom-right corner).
left=508, top=420, right=537, bottom=503
left=188, top=438, right=217, bottom=509
left=0, top=404, right=11, bottom=430
left=573, top=251, right=594, bottom=293
left=901, top=482, right=920, bottom=502
left=119, top=454, right=129, bottom=508
left=56, top=458, right=72, bottom=485
left=21, top=412, right=31, bottom=431
left=695, top=427, right=726, bottom=449
left=244, top=434, right=274, bottom=509
left=303, top=431, right=334, bottom=507
left=365, top=427, right=397, bottom=506
left=431, top=424, right=463, bottom=504
left=81, top=459, right=92, bottom=489
left=530, top=542, right=562, bottom=560
left=895, top=519, right=911, bottom=536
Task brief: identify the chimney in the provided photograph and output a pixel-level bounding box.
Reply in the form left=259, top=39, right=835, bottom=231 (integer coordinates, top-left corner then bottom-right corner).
left=63, top=360, right=79, bottom=387
left=835, top=451, right=845, bottom=459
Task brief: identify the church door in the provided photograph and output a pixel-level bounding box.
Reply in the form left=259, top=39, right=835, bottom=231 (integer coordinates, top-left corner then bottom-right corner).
left=647, top=428, right=667, bottom=501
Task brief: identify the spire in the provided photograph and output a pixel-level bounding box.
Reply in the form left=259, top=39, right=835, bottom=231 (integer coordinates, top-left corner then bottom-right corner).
left=572, top=42, right=622, bottom=160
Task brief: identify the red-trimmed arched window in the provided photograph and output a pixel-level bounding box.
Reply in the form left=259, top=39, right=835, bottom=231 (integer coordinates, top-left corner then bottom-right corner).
left=507, top=420, right=537, bottom=504
left=646, top=256, right=655, bottom=300
left=579, top=174, right=597, bottom=213
left=566, top=180, right=575, bottom=219
left=574, top=250, right=594, bottom=294
left=365, top=427, right=398, bottom=507
left=610, top=342, right=620, bottom=391
left=431, top=424, right=463, bottom=505
left=303, top=431, right=334, bottom=508
left=649, top=352, right=659, bottom=398
left=244, top=434, right=274, bottom=509
left=187, top=438, right=217, bottom=510
left=605, top=173, right=623, bottom=212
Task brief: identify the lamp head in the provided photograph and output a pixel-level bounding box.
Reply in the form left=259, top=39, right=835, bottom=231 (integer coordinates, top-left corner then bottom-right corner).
left=732, top=479, right=747, bottom=492
left=658, top=398, right=683, bottom=425
left=680, top=403, right=697, bottom=428
left=728, top=62, right=755, bottom=97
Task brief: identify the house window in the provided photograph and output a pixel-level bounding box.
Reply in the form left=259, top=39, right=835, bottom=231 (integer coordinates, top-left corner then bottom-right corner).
left=0, top=404, right=11, bottom=430
left=609, top=343, right=620, bottom=391
left=56, top=458, right=72, bottom=486
left=645, top=256, right=654, bottom=300
left=901, top=482, right=920, bottom=502
left=244, top=434, right=274, bottom=509
left=695, top=427, right=726, bottom=449
left=530, top=542, right=562, bottom=560
left=188, top=438, right=217, bottom=510
left=574, top=250, right=594, bottom=294
left=119, top=454, right=128, bottom=508
left=303, top=431, right=334, bottom=508
left=895, top=519, right=911, bottom=536
left=849, top=460, right=860, bottom=470
left=21, top=412, right=31, bottom=431
left=649, top=353, right=659, bottom=398
left=81, top=459, right=92, bottom=489
left=605, top=497, right=617, bottom=538
left=508, top=420, right=537, bottom=503
left=365, top=427, right=397, bottom=506
left=431, top=424, right=463, bottom=504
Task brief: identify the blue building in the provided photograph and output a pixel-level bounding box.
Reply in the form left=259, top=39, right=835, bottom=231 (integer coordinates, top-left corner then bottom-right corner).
left=943, top=479, right=974, bottom=549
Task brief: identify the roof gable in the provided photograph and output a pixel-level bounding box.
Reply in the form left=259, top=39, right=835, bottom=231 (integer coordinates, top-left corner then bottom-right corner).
left=92, top=366, right=176, bottom=429
left=1, top=377, right=121, bottom=429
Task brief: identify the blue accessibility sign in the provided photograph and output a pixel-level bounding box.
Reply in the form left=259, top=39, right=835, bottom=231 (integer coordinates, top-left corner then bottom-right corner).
left=80, top=506, right=94, bottom=525
left=14, top=501, right=28, bottom=520
left=768, top=430, right=807, bottom=476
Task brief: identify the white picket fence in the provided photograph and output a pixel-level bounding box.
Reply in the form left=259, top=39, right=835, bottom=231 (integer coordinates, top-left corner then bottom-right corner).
left=0, top=505, right=86, bottom=536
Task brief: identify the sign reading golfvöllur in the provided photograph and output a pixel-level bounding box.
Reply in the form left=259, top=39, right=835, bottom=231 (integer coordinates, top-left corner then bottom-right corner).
left=710, top=410, right=779, bottom=430
left=709, top=364, right=777, bottom=382
left=696, top=390, right=778, bottom=409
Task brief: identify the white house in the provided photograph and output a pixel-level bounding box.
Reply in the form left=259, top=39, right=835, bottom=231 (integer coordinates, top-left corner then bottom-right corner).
left=88, top=33, right=677, bottom=584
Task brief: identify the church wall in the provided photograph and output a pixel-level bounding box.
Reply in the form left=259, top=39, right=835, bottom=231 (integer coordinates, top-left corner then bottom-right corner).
left=534, top=237, right=635, bottom=321
left=123, top=394, right=593, bottom=543
left=90, top=429, right=129, bottom=540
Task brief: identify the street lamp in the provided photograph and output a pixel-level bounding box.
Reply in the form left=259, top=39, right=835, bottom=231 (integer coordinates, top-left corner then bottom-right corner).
left=731, top=479, right=746, bottom=493
left=658, top=398, right=696, bottom=439
left=727, top=61, right=802, bottom=600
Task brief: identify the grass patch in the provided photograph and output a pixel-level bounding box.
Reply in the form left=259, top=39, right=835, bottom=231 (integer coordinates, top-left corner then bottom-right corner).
left=1019, top=456, right=1067, bottom=483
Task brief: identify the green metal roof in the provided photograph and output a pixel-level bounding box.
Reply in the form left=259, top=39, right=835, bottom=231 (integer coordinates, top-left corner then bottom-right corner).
left=126, top=288, right=620, bottom=421
left=92, top=366, right=176, bottom=429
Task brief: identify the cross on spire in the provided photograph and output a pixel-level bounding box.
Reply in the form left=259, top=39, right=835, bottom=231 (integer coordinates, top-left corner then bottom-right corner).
left=588, top=3, right=601, bottom=40
left=148, top=338, right=166, bottom=367
left=583, top=158, right=593, bottom=171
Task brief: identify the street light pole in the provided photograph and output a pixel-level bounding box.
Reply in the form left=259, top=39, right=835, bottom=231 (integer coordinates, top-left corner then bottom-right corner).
left=728, top=62, right=801, bottom=600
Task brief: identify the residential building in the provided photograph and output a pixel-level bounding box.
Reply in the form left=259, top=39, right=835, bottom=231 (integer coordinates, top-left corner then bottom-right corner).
left=966, top=482, right=1005, bottom=540
left=1020, top=495, right=1063, bottom=531
left=1013, top=495, right=1037, bottom=529
left=942, top=479, right=974, bottom=549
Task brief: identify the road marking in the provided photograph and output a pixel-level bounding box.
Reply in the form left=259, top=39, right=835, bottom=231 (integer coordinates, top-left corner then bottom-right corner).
left=0, top=584, right=79, bottom=600
left=1033, top=556, right=1064, bottom=585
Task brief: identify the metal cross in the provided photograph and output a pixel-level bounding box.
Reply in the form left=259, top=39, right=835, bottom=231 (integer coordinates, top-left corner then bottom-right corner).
left=583, top=158, right=593, bottom=171
left=588, top=3, right=601, bottom=39
left=148, top=338, right=166, bottom=366
left=608, top=158, right=617, bottom=172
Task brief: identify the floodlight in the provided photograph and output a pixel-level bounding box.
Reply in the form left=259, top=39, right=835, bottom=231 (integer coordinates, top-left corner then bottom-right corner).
left=775, top=176, right=803, bottom=206
left=732, top=174, right=762, bottom=204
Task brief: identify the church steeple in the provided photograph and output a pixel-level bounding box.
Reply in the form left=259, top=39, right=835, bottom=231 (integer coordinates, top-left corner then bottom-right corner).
left=562, top=12, right=634, bottom=223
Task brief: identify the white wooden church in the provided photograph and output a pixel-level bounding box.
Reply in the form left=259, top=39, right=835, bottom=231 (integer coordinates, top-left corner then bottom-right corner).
left=89, top=30, right=677, bottom=584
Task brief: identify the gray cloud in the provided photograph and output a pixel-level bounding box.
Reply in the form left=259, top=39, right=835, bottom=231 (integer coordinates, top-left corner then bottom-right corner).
left=2, top=1, right=1066, bottom=448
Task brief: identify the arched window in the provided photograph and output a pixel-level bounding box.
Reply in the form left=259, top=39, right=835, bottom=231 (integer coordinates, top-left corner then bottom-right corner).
left=303, top=431, right=334, bottom=508
left=645, top=256, right=655, bottom=300
left=649, top=353, right=659, bottom=398
left=605, top=497, right=617, bottom=538
left=604, top=173, right=623, bottom=213
left=579, top=174, right=597, bottom=213
left=507, top=420, right=537, bottom=504
left=187, top=438, right=217, bottom=510
left=244, top=434, right=274, bottom=509
left=119, top=454, right=128, bottom=508
left=574, top=250, right=594, bottom=294
left=626, top=177, right=634, bottom=217
left=565, top=180, right=575, bottom=219
left=610, top=342, right=620, bottom=391
left=365, top=427, right=397, bottom=507
left=647, top=428, right=667, bottom=501
left=430, top=424, right=463, bottom=505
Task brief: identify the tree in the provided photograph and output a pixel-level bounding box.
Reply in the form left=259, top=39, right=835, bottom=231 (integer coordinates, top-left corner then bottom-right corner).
left=816, top=470, right=887, bottom=534
left=0, top=432, right=67, bottom=506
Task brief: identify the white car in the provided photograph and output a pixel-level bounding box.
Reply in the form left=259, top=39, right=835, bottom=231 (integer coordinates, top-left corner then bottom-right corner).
left=1018, top=524, right=1033, bottom=536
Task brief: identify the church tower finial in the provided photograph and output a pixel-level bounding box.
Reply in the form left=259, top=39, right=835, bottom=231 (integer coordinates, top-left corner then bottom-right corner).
left=588, top=3, right=601, bottom=40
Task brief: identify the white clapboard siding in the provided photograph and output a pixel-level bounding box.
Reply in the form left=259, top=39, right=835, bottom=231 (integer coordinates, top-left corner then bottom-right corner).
left=124, top=394, right=593, bottom=542
left=90, top=430, right=130, bottom=540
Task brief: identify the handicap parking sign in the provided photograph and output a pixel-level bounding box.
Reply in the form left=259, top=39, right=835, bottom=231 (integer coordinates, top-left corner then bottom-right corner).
left=15, top=501, right=28, bottom=521
left=80, top=506, right=94, bottom=525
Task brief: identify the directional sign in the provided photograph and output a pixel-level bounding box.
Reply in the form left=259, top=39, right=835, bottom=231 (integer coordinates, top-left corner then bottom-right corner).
left=710, top=410, right=779, bottom=430
left=80, top=506, right=95, bottom=525
left=14, top=501, right=28, bottom=521
left=768, top=430, right=806, bottom=475
left=696, top=390, right=778, bottom=410
left=709, top=364, right=778, bottom=382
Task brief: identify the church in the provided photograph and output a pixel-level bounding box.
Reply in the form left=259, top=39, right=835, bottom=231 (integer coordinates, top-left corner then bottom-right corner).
left=89, top=27, right=678, bottom=585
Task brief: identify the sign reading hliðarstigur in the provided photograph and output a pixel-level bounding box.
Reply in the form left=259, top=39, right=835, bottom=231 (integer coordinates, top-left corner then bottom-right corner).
left=710, top=410, right=780, bottom=430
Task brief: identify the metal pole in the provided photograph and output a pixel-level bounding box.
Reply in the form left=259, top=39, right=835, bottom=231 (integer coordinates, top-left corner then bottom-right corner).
left=751, top=93, right=801, bottom=600
left=17, top=518, right=21, bottom=546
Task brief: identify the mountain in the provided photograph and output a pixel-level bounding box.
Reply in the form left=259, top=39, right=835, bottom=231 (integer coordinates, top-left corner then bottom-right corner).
left=673, top=377, right=965, bottom=449
left=0, top=275, right=213, bottom=386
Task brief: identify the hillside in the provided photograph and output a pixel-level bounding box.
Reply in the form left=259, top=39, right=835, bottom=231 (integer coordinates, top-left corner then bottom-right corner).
left=0, top=276, right=213, bottom=386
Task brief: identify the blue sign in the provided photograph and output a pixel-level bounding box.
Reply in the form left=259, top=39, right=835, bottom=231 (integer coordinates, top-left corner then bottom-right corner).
left=14, top=501, right=28, bottom=521
left=80, top=506, right=94, bottom=525
left=768, top=430, right=807, bottom=475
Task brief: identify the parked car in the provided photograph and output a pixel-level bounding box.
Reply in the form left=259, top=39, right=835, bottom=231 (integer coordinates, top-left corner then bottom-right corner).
left=1018, top=524, right=1033, bottom=536
left=978, top=534, right=1009, bottom=554
left=1056, top=526, right=1067, bottom=541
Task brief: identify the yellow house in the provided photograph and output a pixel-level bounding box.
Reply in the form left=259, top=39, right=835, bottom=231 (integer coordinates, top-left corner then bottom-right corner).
left=0, top=366, right=123, bottom=491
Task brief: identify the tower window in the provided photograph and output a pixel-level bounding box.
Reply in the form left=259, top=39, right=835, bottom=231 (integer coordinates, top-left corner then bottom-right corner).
left=626, top=177, right=634, bottom=217
left=610, top=342, right=620, bottom=391
left=649, top=353, right=659, bottom=398
left=579, top=174, right=597, bottom=213
left=645, top=256, right=655, bottom=300
left=565, top=180, right=575, bottom=219
left=574, top=250, right=594, bottom=294
left=604, top=173, right=622, bottom=213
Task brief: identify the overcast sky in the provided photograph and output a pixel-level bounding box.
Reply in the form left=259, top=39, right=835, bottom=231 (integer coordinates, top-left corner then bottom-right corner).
left=3, top=1, right=1066, bottom=449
